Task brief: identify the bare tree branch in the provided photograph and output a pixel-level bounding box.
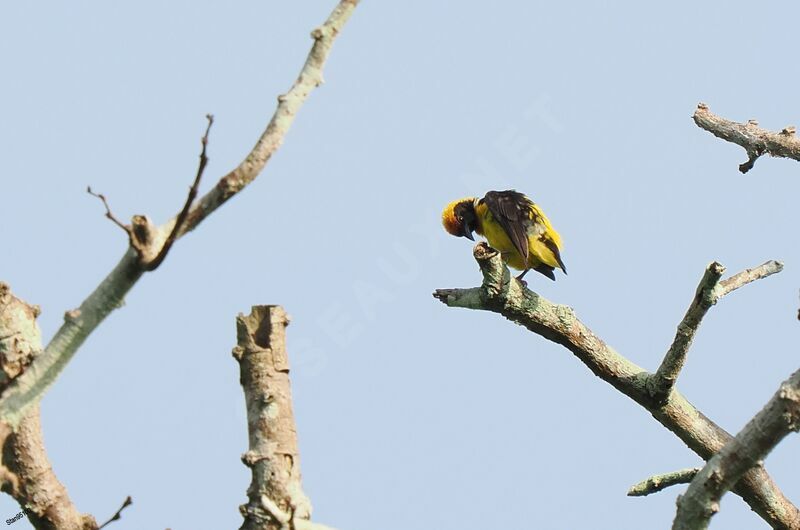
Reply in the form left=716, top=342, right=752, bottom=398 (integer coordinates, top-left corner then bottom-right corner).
left=648, top=262, right=725, bottom=403
left=648, top=260, right=782, bottom=403
left=628, top=467, right=701, bottom=497
left=178, top=0, right=359, bottom=237
left=86, top=112, right=213, bottom=270
left=0, top=283, right=97, bottom=529
left=718, top=260, right=783, bottom=297
left=234, top=306, right=329, bottom=530
left=0, top=0, right=360, bottom=428
left=693, top=103, right=800, bottom=173
left=672, top=369, right=800, bottom=530
left=433, top=243, right=800, bottom=529
left=3, top=407, right=100, bottom=529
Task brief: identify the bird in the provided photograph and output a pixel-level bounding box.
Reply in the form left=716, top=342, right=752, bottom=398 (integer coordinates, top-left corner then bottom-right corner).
left=441, top=190, right=566, bottom=281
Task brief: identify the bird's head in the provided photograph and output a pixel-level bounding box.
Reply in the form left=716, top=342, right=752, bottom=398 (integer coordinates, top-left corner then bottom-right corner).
left=441, top=198, right=478, bottom=241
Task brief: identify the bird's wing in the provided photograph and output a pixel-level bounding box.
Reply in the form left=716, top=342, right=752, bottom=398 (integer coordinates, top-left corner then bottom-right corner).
left=482, top=190, right=535, bottom=265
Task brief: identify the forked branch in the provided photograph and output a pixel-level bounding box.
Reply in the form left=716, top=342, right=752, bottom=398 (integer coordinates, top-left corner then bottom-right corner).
left=0, top=0, right=361, bottom=428
left=86, top=113, right=213, bottom=270
left=648, top=260, right=782, bottom=403
left=433, top=243, right=798, bottom=529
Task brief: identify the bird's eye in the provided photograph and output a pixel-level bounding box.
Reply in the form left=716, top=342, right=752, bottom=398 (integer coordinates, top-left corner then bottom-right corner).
left=457, top=215, right=464, bottom=222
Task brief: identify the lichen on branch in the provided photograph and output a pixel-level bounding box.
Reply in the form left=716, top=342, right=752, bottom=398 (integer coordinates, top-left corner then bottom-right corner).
left=434, top=243, right=797, bottom=529
left=672, top=369, right=800, bottom=530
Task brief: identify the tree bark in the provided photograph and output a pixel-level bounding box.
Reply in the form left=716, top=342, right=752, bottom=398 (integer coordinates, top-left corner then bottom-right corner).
left=235, top=306, right=316, bottom=530
left=434, top=243, right=800, bottom=529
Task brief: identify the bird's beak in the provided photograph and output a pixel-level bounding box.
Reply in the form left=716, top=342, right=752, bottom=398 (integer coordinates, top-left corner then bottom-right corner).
left=462, top=225, right=475, bottom=241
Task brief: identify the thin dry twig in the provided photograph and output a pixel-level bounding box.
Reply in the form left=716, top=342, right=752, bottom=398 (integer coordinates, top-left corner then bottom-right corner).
left=433, top=243, right=799, bottom=529
left=628, top=467, right=701, bottom=497
left=87, top=187, right=131, bottom=234
left=145, top=114, right=214, bottom=271
left=693, top=103, right=800, bottom=173
left=98, top=496, right=133, bottom=529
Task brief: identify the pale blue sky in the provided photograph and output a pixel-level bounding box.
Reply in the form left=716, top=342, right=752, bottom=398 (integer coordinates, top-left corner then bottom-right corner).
left=2, top=2, right=800, bottom=529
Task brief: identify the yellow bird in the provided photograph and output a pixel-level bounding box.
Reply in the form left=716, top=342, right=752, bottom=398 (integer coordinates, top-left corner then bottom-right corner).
left=441, top=190, right=566, bottom=281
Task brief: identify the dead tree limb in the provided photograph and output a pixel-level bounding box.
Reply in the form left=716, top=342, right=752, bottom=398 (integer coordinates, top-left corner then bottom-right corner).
left=648, top=260, right=781, bottom=403
left=0, top=0, right=361, bottom=428
left=234, top=306, right=334, bottom=530
left=672, top=369, right=800, bottom=530
left=693, top=103, right=800, bottom=173
left=0, top=283, right=98, bottom=529
left=433, top=243, right=799, bottom=529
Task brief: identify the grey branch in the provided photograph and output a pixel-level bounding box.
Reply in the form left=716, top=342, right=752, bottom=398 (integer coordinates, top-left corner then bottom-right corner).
left=234, top=306, right=323, bottom=530
left=0, top=283, right=98, bottom=529
left=693, top=103, right=800, bottom=173
left=648, top=263, right=724, bottom=403
left=648, top=260, right=782, bottom=403
left=672, top=369, right=800, bottom=530
left=628, top=467, right=701, bottom=497
left=718, top=260, right=783, bottom=297
left=0, top=0, right=360, bottom=428
left=433, top=243, right=800, bottom=530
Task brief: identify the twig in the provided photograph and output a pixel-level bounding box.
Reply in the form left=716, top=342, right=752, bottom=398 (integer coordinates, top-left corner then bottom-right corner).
left=98, top=496, right=133, bottom=529
left=87, top=187, right=131, bottom=234
left=693, top=103, right=800, bottom=173
left=717, top=260, right=783, bottom=297
left=648, top=260, right=781, bottom=403
left=628, top=467, right=701, bottom=497
left=0, top=0, right=360, bottom=428
left=433, top=243, right=800, bottom=530
left=234, top=306, right=312, bottom=530
left=672, top=369, right=800, bottom=530
left=145, top=114, right=214, bottom=271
